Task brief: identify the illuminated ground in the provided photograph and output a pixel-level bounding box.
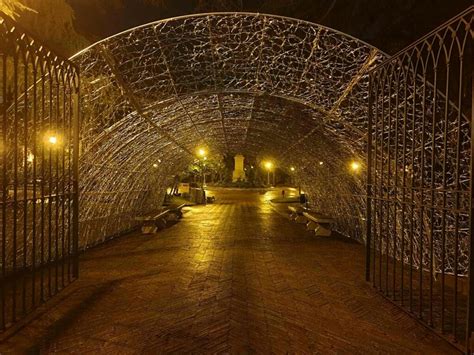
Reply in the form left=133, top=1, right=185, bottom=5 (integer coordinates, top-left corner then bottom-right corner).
left=1, top=189, right=455, bottom=353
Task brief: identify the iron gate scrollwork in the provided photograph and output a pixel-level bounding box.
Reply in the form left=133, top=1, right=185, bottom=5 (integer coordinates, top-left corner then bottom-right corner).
left=0, top=13, right=80, bottom=331
left=366, top=6, right=473, bottom=352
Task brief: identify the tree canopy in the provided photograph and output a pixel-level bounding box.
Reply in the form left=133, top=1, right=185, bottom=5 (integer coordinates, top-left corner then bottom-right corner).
left=1, top=0, right=88, bottom=56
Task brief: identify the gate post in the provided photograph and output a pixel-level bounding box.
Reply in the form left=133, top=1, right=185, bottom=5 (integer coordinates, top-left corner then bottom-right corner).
left=365, top=73, right=373, bottom=282
left=466, top=68, right=474, bottom=354
left=72, top=84, right=80, bottom=278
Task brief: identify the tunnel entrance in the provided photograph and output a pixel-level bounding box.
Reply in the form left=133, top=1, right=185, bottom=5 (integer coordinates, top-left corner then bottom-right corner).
left=71, top=13, right=387, bottom=247
left=1, top=7, right=473, bottom=353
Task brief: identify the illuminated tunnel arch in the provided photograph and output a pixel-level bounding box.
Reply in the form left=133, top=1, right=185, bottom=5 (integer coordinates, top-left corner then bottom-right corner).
left=70, top=12, right=389, bottom=247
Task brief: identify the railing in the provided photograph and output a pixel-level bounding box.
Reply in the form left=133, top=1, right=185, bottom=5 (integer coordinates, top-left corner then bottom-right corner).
left=0, top=13, right=80, bottom=331
left=366, top=6, right=473, bottom=352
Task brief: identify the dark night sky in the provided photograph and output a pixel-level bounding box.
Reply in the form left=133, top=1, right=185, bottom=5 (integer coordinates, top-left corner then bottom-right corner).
left=68, top=0, right=473, bottom=55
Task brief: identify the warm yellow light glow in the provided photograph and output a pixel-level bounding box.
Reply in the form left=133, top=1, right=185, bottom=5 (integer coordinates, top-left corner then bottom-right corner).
left=152, top=163, right=159, bottom=168
left=350, top=161, right=361, bottom=172
left=44, top=134, right=61, bottom=148
left=197, top=148, right=206, bottom=157
left=290, top=166, right=295, bottom=171
left=264, top=161, right=273, bottom=170
left=157, top=159, right=162, bottom=163
left=27, top=153, right=34, bottom=163
left=319, top=161, right=324, bottom=166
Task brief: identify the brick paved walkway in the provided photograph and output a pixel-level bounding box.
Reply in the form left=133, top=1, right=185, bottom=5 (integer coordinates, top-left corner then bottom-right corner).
left=1, top=189, right=456, bottom=353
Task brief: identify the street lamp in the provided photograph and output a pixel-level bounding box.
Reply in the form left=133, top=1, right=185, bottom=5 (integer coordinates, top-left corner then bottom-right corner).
left=44, top=133, right=62, bottom=150
left=350, top=161, right=361, bottom=173
left=197, top=148, right=206, bottom=158
left=196, top=148, right=207, bottom=189
left=264, top=161, right=273, bottom=186
left=45, top=134, right=59, bottom=147
left=202, top=162, right=207, bottom=188
left=289, top=166, right=296, bottom=187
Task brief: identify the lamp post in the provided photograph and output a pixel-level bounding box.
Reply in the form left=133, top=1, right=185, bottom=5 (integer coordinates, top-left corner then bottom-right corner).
left=45, top=134, right=60, bottom=180
left=202, top=159, right=207, bottom=188
left=264, top=161, right=273, bottom=186
left=197, top=148, right=207, bottom=189
left=290, top=166, right=295, bottom=186
left=290, top=166, right=302, bottom=195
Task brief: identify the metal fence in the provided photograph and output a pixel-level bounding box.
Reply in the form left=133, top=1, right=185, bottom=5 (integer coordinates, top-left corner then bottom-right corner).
left=366, top=7, right=473, bottom=351
left=0, top=13, right=80, bottom=331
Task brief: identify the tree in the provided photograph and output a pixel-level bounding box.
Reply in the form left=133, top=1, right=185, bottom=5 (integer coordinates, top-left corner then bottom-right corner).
left=0, top=0, right=32, bottom=17
left=1, top=0, right=89, bottom=56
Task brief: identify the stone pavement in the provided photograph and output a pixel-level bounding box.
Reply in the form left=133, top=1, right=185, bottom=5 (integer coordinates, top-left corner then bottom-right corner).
left=0, top=189, right=456, bottom=353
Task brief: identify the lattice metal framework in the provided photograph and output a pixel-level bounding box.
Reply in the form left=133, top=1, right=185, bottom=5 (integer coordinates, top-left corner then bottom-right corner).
left=367, top=7, right=473, bottom=350
left=71, top=13, right=387, bottom=247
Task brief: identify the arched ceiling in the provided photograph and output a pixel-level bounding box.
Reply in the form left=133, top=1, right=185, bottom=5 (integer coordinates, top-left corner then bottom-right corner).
left=71, top=13, right=388, bottom=246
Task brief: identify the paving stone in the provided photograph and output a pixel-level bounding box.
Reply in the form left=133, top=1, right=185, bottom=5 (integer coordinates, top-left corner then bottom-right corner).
left=0, top=190, right=457, bottom=353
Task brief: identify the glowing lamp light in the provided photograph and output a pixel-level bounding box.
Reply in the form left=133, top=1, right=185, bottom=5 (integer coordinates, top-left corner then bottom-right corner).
left=290, top=166, right=295, bottom=172
left=45, top=134, right=60, bottom=148
left=264, top=161, right=273, bottom=170
left=152, top=163, right=159, bottom=168
left=319, top=161, right=324, bottom=166
left=197, top=148, right=206, bottom=157
left=350, top=161, right=361, bottom=172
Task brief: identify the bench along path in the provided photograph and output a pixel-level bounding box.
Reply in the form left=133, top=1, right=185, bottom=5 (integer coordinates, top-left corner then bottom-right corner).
left=1, top=190, right=455, bottom=353
left=135, top=203, right=186, bottom=234
left=288, top=205, right=335, bottom=236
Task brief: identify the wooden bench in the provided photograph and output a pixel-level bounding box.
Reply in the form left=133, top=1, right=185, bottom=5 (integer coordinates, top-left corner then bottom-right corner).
left=169, top=203, right=186, bottom=219
left=288, top=206, right=307, bottom=224
left=302, top=211, right=335, bottom=237
left=135, top=204, right=186, bottom=234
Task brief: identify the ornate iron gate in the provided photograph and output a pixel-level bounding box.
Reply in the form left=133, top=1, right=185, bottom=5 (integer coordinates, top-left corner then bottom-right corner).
left=0, top=13, right=80, bottom=331
left=366, top=7, right=473, bottom=352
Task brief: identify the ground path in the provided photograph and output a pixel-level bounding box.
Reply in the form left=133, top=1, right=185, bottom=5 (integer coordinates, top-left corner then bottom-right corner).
left=0, top=189, right=455, bottom=353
